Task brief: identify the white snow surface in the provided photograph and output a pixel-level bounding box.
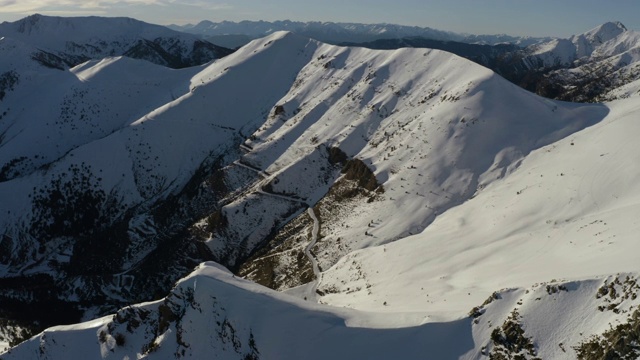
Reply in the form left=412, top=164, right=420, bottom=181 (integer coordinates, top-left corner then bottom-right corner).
left=320, top=97, right=640, bottom=315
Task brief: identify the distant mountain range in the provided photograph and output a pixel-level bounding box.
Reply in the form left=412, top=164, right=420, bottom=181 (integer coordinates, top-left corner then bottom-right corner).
left=167, top=20, right=550, bottom=48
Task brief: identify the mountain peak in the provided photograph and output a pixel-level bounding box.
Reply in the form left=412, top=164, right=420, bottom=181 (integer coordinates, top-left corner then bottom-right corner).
left=583, top=21, right=627, bottom=43
left=607, top=21, right=627, bottom=31
left=595, top=21, right=627, bottom=32
left=0, top=14, right=234, bottom=70
left=10, top=14, right=134, bottom=37
left=615, top=21, right=627, bottom=30
left=14, top=13, right=47, bottom=34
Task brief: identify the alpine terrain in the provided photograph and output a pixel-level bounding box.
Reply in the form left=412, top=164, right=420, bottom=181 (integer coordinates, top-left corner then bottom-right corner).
left=1, top=14, right=640, bottom=360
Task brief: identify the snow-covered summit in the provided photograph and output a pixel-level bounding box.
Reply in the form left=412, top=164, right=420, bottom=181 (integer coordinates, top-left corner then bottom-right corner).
left=581, top=21, right=627, bottom=42
left=519, top=21, right=640, bottom=101
left=0, top=14, right=234, bottom=69
left=1, top=262, right=477, bottom=359
left=3, top=14, right=175, bottom=49
left=525, top=21, right=636, bottom=67
left=571, top=21, right=628, bottom=59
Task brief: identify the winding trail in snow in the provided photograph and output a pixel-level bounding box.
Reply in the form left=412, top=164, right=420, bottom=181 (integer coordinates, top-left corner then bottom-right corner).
left=256, top=189, right=308, bottom=205
left=232, top=157, right=309, bottom=205
left=305, top=207, right=321, bottom=294
left=232, top=159, right=269, bottom=178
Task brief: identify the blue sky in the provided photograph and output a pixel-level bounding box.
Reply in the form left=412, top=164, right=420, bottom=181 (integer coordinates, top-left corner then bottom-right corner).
left=0, top=0, right=638, bottom=37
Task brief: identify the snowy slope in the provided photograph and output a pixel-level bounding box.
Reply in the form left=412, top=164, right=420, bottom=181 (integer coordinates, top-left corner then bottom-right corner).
left=6, top=96, right=640, bottom=359
left=0, top=31, right=321, bottom=277
left=318, top=96, right=640, bottom=314
left=0, top=54, right=201, bottom=182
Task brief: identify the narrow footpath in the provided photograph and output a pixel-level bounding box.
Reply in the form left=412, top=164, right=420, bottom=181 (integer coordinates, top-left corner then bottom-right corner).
left=305, top=207, right=321, bottom=295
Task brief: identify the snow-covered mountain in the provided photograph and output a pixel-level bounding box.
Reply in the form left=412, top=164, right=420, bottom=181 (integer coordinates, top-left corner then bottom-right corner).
left=522, top=22, right=640, bottom=101
left=168, top=20, right=548, bottom=49
left=524, top=22, right=628, bottom=68
left=254, top=20, right=640, bottom=104
left=0, top=14, right=233, bottom=69
left=2, top=18, right=640, bottom=359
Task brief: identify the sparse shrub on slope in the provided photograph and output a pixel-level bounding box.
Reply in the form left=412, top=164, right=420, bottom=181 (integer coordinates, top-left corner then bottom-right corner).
left=576, top=307, right=640, bottom=359
left=0, top=71, right=19, bottom=101
left=489, top=310, right=540, bottom=360
left=29, top=163, right=118, bottom=241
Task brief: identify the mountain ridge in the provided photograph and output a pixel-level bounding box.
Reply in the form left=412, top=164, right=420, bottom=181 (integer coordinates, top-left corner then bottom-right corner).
left=6, top=263, right=640, bottom=359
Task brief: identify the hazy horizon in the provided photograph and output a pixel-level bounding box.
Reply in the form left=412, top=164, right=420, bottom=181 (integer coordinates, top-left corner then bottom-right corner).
left=0, top=0, right=638, bottom=38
